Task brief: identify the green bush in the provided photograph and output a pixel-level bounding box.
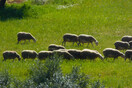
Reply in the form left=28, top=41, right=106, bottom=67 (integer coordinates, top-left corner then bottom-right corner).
left=0, top=4, right=37, bottom=21
left=0, top=56, right=104, bottom=88
left=0, top=70, right=10, bottom=88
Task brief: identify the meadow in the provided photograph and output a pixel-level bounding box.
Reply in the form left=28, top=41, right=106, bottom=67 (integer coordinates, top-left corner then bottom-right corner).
left=0, top=0, right=132, bottom=87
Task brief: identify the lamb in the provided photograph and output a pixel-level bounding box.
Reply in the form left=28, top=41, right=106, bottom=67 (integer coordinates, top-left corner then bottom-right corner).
left=67, top=49, right=82, bottom=59
left=62, top=33, right=78, bottom=46
left=114, top=41, right=130, bottom=50
left=121, top=36, right=132, bottom=42
left=17, top=32, right=36, bottom=44
left=125, top=50, right=132, bottom=61
left=78, top=34, right=98, bottom=47
left=21, top=50, right=37, bottom=59
left=129, top=41, right=132, bottom=49
left=38, top=51, right=53, bottom=60
left=53, top=49, right=74, bottom=59
left=103, top=48, right=125, bottom=60
left=48, top=44, right=65, bottom=51
left=80, top=49, right=103, bottom=60
left=3, top=51, right=21, bottom=61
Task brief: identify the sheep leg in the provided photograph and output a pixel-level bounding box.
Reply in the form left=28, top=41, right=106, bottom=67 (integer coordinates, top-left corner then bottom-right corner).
left=77, top=42, right=81, bottom=46
left=17, top=41, right=19, bottom=44
left=13, top=58, right=15, bottom=62
left=91, top=42, right=94, bottom=47
left=72, top=42, right=74, bottom=46
left=113, top=58, right=116, bottom=61
left=3, top=58, right=6, bottom=61
left=104, top=57, right=108, bottom=61
left=87, top=43, right=89, bottom=47
left=24, top=40, right=26, bottom=44
left=130, top=56, right=132, bottom=61
left=62, top=41, right=64, bottom=45
left=62, top=41, right=65, bottom=46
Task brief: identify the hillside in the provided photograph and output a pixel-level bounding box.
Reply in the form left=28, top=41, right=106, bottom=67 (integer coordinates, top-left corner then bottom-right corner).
left=0, top=0, right=132, bottom=87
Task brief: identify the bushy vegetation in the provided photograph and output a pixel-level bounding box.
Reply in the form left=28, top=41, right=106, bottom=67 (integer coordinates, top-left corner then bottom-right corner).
left=0, top=56, right=104, bottom=88
left=0, top=4, right=37, bottom=21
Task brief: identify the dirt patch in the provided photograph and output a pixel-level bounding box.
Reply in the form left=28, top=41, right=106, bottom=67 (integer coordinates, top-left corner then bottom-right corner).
left=7, top=0, right=25, bottom=4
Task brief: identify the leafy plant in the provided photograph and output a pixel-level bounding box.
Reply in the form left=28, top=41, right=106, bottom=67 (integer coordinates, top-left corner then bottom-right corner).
left=0, top=70, right=10, bottom=87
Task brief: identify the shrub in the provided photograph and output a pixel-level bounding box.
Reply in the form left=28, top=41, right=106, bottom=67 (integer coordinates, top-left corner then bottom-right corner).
left=0, top=4, right=37, bottom=21
left=27, top=55, right=104, bottom=88
left=0, top=55, right=105, bottom=88
left=0, top=70, right=10, bottom=87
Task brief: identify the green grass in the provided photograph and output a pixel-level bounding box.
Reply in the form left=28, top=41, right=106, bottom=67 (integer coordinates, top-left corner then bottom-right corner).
left=0, top=0, right=132, bottom=87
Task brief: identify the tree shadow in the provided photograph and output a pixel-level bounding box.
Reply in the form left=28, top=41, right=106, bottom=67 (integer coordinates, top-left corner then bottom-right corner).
left=0, top=4, right=31, bottom=21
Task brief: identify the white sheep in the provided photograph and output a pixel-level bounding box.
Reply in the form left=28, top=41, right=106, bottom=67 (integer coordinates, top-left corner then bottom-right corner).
left=48, top=44, right=65, bottom=51
left=38, top=51, right=53, bottom=60
left=67, top=49, right=82, bottom=59
left=62, top=33, right=78, bottom=46
left=81, top=49, right=103, bottom=60
left=3, top=51, right=21, bottom=61
left=17, top=32, right=36, bottom=44
left=121, top=36, right=132, bottom=42
left=78, top=34, right=98, bottom=47
left=53, top=49, right=74, bottom=59
left=103, top=48, right=125, bottom=60
left=21, top=50, right=37, bottom=59
left=125, top=50, right=132, bottom=61
left=114, top=41, right=130, bottom=50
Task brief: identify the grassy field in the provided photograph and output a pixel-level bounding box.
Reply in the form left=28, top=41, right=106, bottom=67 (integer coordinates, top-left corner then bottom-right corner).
left=0, top=0, right=132, bottom=87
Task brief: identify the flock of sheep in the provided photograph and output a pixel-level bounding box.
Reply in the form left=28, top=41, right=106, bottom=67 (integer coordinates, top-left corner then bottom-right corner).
left=2, top=32, right=132, bottom=61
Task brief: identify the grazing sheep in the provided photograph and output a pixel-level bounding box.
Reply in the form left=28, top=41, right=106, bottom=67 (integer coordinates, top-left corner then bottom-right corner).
left=62, top=33, right=78, bottom=46
left=21, top=50, right=37, bottom=59
left=121, top=36, right=132, bottom=42
left=103, top=48, right=125, bottom=60
left=125, top=50, right=132, bottom=61
left=114, top=41, right=130, bottom=50
left=38, top=51, right=53, bottom=60
left=78, top=34, right=98, bottom=47
left=81, top=49, right=103, bottom=60
left=48, top=44, right=65, bottom=51
left=129, top=41, right=132, bottom=49
left=53, top=49, right=74, bottom=59
left=17, top=32, right=36, bottom=44
left=3, top=51, right=21, bottom=61
left=67, top=49, right=82, bottom=59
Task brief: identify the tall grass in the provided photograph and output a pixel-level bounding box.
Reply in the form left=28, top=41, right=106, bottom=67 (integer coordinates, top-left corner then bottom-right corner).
left=0, top=0, right=132, bottom=87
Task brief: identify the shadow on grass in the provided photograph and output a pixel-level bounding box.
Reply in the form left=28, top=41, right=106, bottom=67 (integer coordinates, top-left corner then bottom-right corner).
left=0, top=4, right=34, bottom=21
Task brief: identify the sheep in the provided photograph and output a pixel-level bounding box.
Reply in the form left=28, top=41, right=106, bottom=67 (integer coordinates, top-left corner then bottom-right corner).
left=129, top=41, right=132, bottom=49
left=62, top=33, right=78, bottom=46
left=103, top=48, right=125, bottom=60
left=3, top=51, right=21, bottom=61
left=78, top=34, right=98, bottom=47
left=80, top=49, right=103, bottom=60
left=38, top=51, right=53, bottom=60
left=17, top=32, right=36, bottom=44
left=67, top=49, right=82, bottom=59
left=121, top=36, right=132, bottom=42
left=114, top=41, right=130, bottom=50
left=53, top=49, right=74, bottom=59
left=125, top=50, right=132, bottom=61
left=21, top=50, right=37, bottom=59
left=48, top=44, right=65, bottom=51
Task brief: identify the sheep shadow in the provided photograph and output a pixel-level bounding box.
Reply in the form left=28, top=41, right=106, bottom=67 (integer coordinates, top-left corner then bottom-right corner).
left=0, top=4, right=31, bottom=21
